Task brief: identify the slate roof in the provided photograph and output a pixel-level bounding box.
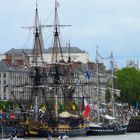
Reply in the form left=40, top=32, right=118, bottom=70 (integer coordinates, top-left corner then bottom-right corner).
left=0, top=61, right=10, bottom=72
left=0, top=61, right=30, bottom=72
left=46, top=47, right=85, bottom=53
left=5, top=48, right=33, bottom=55
left=5, top=47, right=85, bottom=55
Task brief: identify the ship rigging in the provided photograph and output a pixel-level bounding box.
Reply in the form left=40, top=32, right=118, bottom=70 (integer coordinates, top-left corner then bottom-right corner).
left=10, top=0, right=87, bottom=137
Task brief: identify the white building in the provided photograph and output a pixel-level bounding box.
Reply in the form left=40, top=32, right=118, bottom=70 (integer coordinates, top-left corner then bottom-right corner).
left=0, top=54, right=6, bottom=61
left=4, top=47, right=89, bottom=65
left=126, top=59, right=139, bottom=70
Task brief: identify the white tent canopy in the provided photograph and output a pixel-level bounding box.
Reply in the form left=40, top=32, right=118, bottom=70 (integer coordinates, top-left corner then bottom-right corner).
left=102, top=114, right=116, bottom=120
left=59, top=111, right=79, bottom=118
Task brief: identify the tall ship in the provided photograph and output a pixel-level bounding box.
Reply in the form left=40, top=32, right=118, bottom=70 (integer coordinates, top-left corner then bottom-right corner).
left=86, top=48, right=127, bottom=135
left=0, top=0, right=128, bottom=138
left=5, top=0, right=87, bottom=137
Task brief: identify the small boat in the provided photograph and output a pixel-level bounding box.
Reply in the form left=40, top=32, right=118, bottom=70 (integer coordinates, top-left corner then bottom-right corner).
left=58, top=133, right=69, bottom=139
left=47, top=136, right=55, bottom=140
left=8, top=135, right=18, bottom=140
left=86, top=121, right=127, bottom=135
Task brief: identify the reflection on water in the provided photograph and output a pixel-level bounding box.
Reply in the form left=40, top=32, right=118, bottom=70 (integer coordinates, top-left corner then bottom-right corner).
left=23, top=133, right=140, bottom=140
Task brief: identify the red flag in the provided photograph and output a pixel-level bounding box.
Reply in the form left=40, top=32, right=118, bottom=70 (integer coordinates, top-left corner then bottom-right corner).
left=83, top=97, right=90, bottom=119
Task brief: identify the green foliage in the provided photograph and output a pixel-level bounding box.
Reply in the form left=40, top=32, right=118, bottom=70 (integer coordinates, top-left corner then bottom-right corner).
left=115, top=67, right=140, bottom=106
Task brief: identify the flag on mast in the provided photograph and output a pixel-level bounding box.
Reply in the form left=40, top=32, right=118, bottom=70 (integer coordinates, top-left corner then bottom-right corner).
left=85, top=60, right=91, bottom=80
left=82, top=97, right=90, bottom=119
left=85, top=69, right=91, bottom=80
left=55, top=0, right=60, bottom=8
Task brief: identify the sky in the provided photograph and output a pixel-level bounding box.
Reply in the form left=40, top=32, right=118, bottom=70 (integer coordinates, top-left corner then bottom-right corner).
left=0, top=0, right=140, bottom=68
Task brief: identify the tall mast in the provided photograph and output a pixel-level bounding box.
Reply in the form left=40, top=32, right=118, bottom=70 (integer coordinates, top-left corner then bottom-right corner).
left=32, top=0, right=44, bottom=66
left=68, top=41, right=71, bottom=63
left=28, top=0, right=46, bottom=114
left=110, top=52, right=115, bottom=117
left=51, top=0, right=63, bottom=63
left=96, top=46, right=100, bottom=123
left=41, top=0, right=71, bottom=63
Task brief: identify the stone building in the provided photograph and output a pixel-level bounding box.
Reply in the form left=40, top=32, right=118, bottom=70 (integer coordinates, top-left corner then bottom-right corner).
left=0, top=47, right=108, bottom=105
left=0, top=61, right=9, bottom=100
left=126, top=59, right=139, bottom=70
left=0, top=61, right=107, bottom=105
left=0, top=61, right=31, bottom=101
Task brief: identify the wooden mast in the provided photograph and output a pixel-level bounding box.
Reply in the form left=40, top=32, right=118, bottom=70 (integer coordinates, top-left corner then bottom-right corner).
left=32, top=0, right=44, bottom=66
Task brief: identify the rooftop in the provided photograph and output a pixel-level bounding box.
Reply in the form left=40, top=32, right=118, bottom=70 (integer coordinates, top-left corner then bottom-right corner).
left=5, top=47, right=86, bottom=55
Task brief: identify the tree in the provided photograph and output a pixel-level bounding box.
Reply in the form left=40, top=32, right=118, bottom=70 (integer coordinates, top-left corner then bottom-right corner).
left=115, top=67, right=140, bottom=107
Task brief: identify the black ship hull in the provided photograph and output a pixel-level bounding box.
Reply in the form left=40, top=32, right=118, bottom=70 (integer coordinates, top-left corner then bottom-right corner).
left=22, top=129, right=49, bottom=137
left=86, top=126, right=127, bottom=135
left=16, top=127, right=86, bottom=138
left=51, top=128, right=86, bottom=137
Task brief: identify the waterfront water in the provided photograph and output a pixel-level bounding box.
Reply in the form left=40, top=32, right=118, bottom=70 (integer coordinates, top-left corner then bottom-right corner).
left=22, top=133, right=140, bottom=140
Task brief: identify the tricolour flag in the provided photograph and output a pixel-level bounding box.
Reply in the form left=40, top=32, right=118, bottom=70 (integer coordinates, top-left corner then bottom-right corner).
left=82, top=97, right=90, bottom=119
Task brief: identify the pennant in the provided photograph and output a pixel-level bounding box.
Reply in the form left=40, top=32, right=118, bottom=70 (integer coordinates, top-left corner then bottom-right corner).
left=39, top=105, right=46, bottom=113
left=85, top=69, right=91, bottom=80
left=85, top=62, right=91, bottom=80
left=55, top=0, right=60, bottom=8
left=72, top=104, right=76, bottom=110
left=82, top=97, right=90, bottom=119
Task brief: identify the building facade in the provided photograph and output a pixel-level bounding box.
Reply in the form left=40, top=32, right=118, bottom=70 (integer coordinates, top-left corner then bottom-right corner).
left=126, top=59, right=139, bottom=70
left=0, top=62, right=32, bottom=101
left=0, top=47, right=108, bottom=105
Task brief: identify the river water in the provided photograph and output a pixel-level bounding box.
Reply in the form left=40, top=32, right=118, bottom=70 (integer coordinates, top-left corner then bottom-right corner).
left=22, top=133, right=140, bottom=140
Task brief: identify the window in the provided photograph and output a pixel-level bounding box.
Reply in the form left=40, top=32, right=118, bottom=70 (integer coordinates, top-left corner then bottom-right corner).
left=3, top=73, right=6, bottom=78
left=4, top=87, right=6, bottom=92
left=4, top=80, right=6, bottom=85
